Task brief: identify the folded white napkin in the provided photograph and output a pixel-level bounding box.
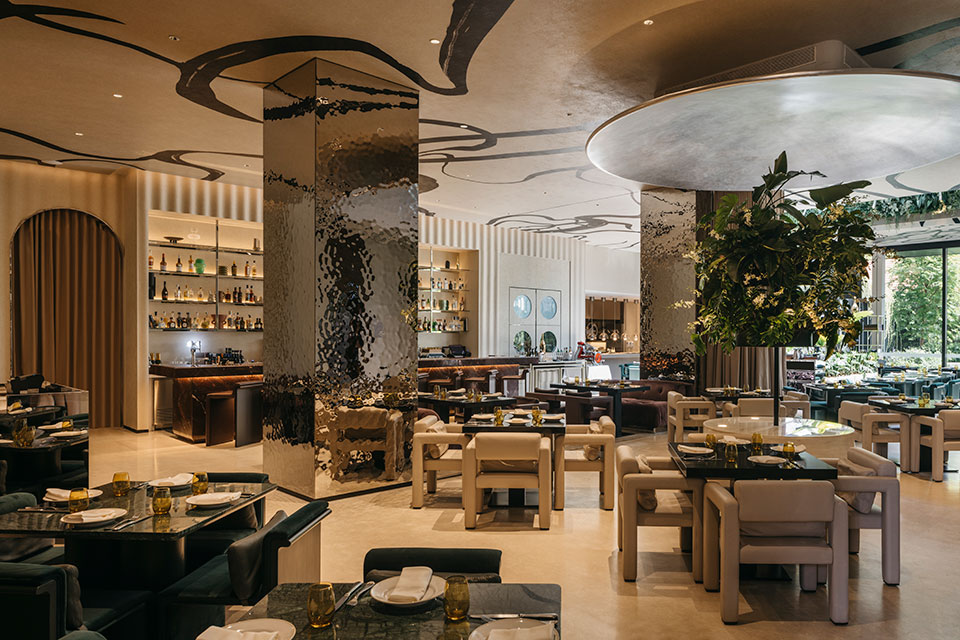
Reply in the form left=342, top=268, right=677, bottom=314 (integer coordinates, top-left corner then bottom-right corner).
left=78, top=508, right=116, bottom=523
left=153, top=473, right=194, bottom=486
left=721, top=436, right=740, bottom=444
left=677, top=444, right=711, bottom=454
left=487, top=623, right=554, bottom=640
left=196, top=626, right=279, bottom=640
left=387, top=566, right=433, bottom=603
left=45, top=488, right=72, bottom=501
left=55, top=430, right=86, bottom=437
left=40, top=422, right=64, bottom=430
left=451, top=388, right=466, bottom=394
left=190, top=491, right=241, bottom=505
left=485, top=392, right=502, bottom=397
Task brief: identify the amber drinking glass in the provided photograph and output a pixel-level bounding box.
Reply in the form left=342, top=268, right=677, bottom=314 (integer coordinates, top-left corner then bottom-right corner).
left=68, top=488, right=89, bottom=513
left=152, top=486, right=172, bottom=515
left=899, top=393, right=906, bottom=401
left=724, top=443, right=738, bottom=464
left=307, top=582, right=336, bottom=629
left=61, top=418, right=73, bottom=431
left=532, top=407, right=542, bottom=425
left=782, top=441, right=797, bottom=460
left=12, top=420, right=34, bottom=448
left=191, top=472, right=209, bottom=496
left=704, top=433, right=717, bottom=451
left=494, top=407, right=504, bottom=426
left=443, top=575, right=470, bottom=622
left=434, top=384, right=441, bottom=397
left=750, top=432, right=763, bottom=455
left=112, top=472, right=131, bottom=497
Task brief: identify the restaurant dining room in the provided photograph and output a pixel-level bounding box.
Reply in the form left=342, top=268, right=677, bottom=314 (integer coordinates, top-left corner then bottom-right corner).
left=1, top=2, right=960, bottom=639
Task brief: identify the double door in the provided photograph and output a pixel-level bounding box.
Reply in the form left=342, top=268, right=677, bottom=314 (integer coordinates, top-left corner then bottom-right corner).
left=508, top=287, right=561, bottom=355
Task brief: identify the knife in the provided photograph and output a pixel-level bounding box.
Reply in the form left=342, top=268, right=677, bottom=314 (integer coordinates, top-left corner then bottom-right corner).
left=111, top=514, right=153, bottom=531
left=334, top=581, right=364, bottom=611
left=346, top=581, right=375, bottom=607
left=18, top=507, right=67, bottom=513
left=470, top=613, right=559, bottom=620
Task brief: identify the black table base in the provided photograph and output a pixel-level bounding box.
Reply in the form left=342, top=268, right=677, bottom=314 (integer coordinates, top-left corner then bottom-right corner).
left=66, top=537, right=187, bottom=590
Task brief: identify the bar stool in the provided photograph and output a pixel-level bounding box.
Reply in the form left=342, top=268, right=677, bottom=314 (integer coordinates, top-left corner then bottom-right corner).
left=463, top=376, right=487, bottom=394
left=497, top=370, right=529, bottom=398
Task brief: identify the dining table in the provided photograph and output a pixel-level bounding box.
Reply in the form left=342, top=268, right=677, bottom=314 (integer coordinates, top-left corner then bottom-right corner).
left=237, top=581, right=562, bottom=639
left=701, top=416, right=856, bottom=458
left=867, top=397, right=945, bottom=473
left=0, top=478, right=276, bottom=590
left=418, top=393, right=517, bottom=423
left=702, top=388, right=772, bottom=403
left=0, top=405, right=63, bottom=428
left=0, top=431, right=89, bottom=483
left=668, top=442, right=838, bottom=480
left=549, top=381, right=649, bottom=437
left=803, top=383, right=886, bottom=410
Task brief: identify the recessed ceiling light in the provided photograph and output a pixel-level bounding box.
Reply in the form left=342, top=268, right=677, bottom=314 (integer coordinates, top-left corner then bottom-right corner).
left=74, top=132, right=83, bottom=136
left=112, top=93, right=123, bottom=98
left=243, top=164, right=250, bottom=168
left=459, top=124, right=468, bottom=129
left=168, top=34, right=180, bottom=41
left=429, top=38, right=441, bottom=44
left=643, top=19, right=654, bottom=25
left=41, top=160, right=62, bottom=166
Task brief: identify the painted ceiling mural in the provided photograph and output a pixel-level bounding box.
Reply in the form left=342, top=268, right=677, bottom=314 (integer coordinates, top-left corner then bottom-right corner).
left=1, top=1, right=959, bottom=249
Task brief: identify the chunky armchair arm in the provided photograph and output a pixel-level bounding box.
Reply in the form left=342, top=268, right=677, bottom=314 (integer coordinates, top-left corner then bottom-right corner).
left=722, top=402, right=738, bottom=417
left=912, top=415, right=940, bottom=429
left=561, top=433, right=613, bottom=447
left=677, top=400, right=715, bottom=415
left=621, top=472, right=698, bottom=493
left=0, top=561, right=67, bottom=640
left=412, top=433, right=469, bottom=446
left=703, top=483, right=739, bottom=596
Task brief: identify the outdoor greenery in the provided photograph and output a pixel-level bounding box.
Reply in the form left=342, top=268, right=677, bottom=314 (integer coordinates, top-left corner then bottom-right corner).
left=692, top=152, right=875, bottom=358
left=822, top=351, right=877, bottom=377
left=886, top=252, right=960, bottom=355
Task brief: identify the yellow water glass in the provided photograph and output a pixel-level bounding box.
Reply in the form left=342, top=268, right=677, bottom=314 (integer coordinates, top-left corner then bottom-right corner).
left=443, top=575, right=470, bottom=622
left=725, top=443, right=738, bottom=464
left=13, top=421, right=34, bottom=448
left=948, top=396, right=955, bottom=404
left=750, top=432, right=763, bottom=455
left=704, top=433, right=717, bottom=450
left=152, top=486, right=172, bottom=515
left=307, top=582, right=336, bottom=628
left=782, top=441, right=797, bottom=460
left=191, top=472, right=209, bottom=496
left=574, top=376, right=580, bottom=385
left=532, top=407, right=542, bottom=425
left=899, top=393, right=906, bottom=401
left=494, top=407, right=504, bottom=426
left=68, top=487, right=89, bottom=513
left=112, top=472, right=131, bottom=497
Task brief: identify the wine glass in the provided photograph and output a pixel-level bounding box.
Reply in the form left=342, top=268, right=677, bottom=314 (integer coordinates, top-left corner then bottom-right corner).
left=444, top=575, right=470, bottom=622
left=307, top=582, right=336, bottom=628
left=152, top=486, right=172, bottom=515
left=191, top=472, right=209, bottom=496
left=68, top=487, right=89, bottom=513
left=494, top=407, right=504, bottom=426
left=724, top=443, right=738, bottom=464
left=112, top=472, right=131, bottom=497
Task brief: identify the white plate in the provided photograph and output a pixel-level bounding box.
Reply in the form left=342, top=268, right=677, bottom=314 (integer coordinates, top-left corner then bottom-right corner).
left=186, top=492, right=241, bottom=508
left=45, top=488, right=103, bottom=503
left=511, top=409, right=532, bottom=416
left=770, top=444, right=807, bottom=454
left=719, top=437, right=749, bottom=445
left=223, top=618, right=296, bottom=640
left=469, top=619, right=559, bottom=640
left=748, top=455, right=787, bottom=466
left=677, top=445, right=714, bottom=455
left=60, top=507, right=127, bottom=527
left=148, top=477, right=193, bottom=489
left=935, top=402, right=956, bottom=408
left=543, top=414, right=564, bottom=422
left=7, top=407, right=32, bottom=414
left=369, top=575, right=445, bottom=607
left=508, top=418, right=531, bottom=425
left=50, top=430, right=87, bottom=438
left=473, top=414, right=495, bottom=421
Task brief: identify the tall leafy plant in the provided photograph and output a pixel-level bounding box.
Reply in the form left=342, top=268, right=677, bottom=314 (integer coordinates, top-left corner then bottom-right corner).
left=692, top=152, right=875, bottom=358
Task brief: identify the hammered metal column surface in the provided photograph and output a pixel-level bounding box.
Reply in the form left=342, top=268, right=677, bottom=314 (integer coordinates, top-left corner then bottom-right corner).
left=263, top=58, right=418, bottom=497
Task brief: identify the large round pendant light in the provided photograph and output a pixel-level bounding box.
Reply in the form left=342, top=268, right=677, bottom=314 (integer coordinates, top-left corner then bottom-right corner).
left=586, top=69, right=960, bottom=191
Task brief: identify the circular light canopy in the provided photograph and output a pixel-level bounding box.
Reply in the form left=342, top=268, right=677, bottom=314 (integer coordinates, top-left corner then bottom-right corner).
left=586, top=69, right=960, bottom=191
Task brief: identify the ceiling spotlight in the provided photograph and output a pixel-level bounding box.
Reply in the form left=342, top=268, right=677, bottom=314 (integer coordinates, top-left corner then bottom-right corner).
left=168, top=34, right=180, bottom=41
left=243, top=164, right=250, bottom=168
left=643, top=19, right=654, bottom=25
left=459, top=124, right=468, bottom=129
left=74, top=132, right=83, bottom=136
left=429, top=38, right=441, bottom=44
left=112, top=93, right=123, bottom=98
left=41, top=160, right=62, bottom=166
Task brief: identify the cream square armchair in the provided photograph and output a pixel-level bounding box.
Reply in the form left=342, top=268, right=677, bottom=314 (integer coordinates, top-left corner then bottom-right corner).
left=463, top=433, right=552, bottom=530
left=668, top=394, right=715, bottom=443
left=911, top=409, right=960, bottom=482
left=704, top=480, right=848, bottom=625
left=554, top=416, right=615, bottom=510
left=616, top=446, right=705, bottom=582
left=859, top=411, right=910, bottom=470
left=411, top=415, right=469, bottom=508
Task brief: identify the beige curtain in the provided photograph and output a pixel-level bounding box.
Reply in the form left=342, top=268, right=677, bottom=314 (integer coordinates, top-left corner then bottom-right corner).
left=12, top=209, right=122, bottom=427
left=703, top=345, right=787, bottom=390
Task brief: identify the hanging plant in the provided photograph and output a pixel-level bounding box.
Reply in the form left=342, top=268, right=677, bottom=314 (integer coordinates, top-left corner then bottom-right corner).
left=691, top=152, right=875, bottom=358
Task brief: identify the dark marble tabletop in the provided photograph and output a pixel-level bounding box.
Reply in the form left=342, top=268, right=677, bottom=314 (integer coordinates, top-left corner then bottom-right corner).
left=0, top=433, right=88, bottom=451
left=418, top=394, right=518, bottom=408
left=240, top=582, right=561, bottom=639
left=0, top=480, right=275, bottom=540
left=867, top=397, right=941, bottom=416
left=668, top=442, right=838, bottom=480
left=549, top=382, right=647, bottom=394
left=462, top=414, right=567, bottom=434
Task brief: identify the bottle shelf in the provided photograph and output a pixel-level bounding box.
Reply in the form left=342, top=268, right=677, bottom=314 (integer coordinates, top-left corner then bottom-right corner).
left=149, top=241, right=217, bottom=252
left=219, top=274, right=263, bottom=281
left=417, top=288, right=469, bottom=293
left=220, top=247, right=263, bottom=257
left=151, top=299, right=216, bottom=305
left=417, top=265, right=470, bottom=272
left=418, top=309, right=468, bottom=313
left=149, top=327, right=264, bottom=333
left=418, top=330, right=467, bottom=334
left=150, top=269, right=215, bottom=278
left=220, top=302, right=264, bottom=307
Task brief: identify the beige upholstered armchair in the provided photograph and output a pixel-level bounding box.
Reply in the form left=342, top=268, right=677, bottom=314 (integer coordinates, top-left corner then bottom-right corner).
left=615, top=446, right=705, bottom=582
left=463, top=433, right=552, bottom=530
left=911, top=409, right=960, bottom=482
left=821, top=447, right=900, bottom=585
left=554, top=416, right=615, bottom=510
left=329, top=406, right=404, bottom=480
left=837, top=400, right=870, bottom=432
left=723, top=398, right=807, bottom=419
left=859, top=412, right=909, bottom=470
left=667, top=394, right=715, bottom=443
left=704, top=481, right=848, bottom=625
left=780, top=399, right=811, bottom=418
left=411, top=415, right=469, bottom=508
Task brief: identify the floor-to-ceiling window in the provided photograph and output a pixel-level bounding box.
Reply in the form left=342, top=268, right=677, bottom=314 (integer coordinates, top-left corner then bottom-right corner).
left=883, top=249, right=943, bottom=366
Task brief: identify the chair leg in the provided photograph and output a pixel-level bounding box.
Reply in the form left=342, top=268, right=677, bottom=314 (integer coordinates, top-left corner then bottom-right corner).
left=426, top=470, right=437, bottom=494
left=933, top=440, right=945, bottom=482
left=622, top=498, right=638, bottom=581
left=848, top=528, right=860, bottom=554
left=679, top=526, right=692, bottom=553
left=882, top=491, right=900, bottom=585
left=617, top=504, right=623, bottom=551
left=703, top=501, right=720, bottom=592
left=553, top=446, right=565, bottom=511
left=539, top=478, right=551, bottom=531
left=900, top=425, right=911, bottom=473
left=720, top=543, right=739, bottom=623
left=602, top=455, right=615, bottom=510
left=411, top=451, right=424, bottom=508
left=817, top=564, right=828, bottom=584
left=799, top=565, right=818, bottom=592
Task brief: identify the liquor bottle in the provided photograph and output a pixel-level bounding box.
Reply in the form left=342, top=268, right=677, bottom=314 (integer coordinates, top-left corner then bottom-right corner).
left=161, top=281, right=168, bottom=300
left=226, top=313, right=234, bottom=329
left=462, top=317, right=468, bottom=332
left=186, top=286, right=194, bottom=300
left=244, top=261, right=250, bottom=277
left=160, top=253, right=167, bottom=271
left=252, top=260, right=258, bottom=278
left=248, top=286, right=254, bottom=303
left=148, top=312, right=156, bottom=329
left=188, top=255, right=194, bottom=272
left=176, top=255, right=182, bottom=272
left=231, top=261, right=237, bottom=276
left=247, top=315, right=252, bottom=330
left=148, top=252, right=154, bottom=269
left=176, top=312, right=183, bottom=328
left=176, top=284, right=182, bottom=301
left=185, top=311, right=191, bottom=328
left=198, top=287, right=204, bottom=301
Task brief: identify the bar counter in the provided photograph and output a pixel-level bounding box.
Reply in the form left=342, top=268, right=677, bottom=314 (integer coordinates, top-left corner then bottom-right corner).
left=149, top=363, right=263, bottom=443
left=418, top=356, right=538, bottom=395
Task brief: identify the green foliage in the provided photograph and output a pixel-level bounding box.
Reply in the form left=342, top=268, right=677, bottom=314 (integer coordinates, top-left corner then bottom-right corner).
left=887, top=253, right=960, bottom=354
left=823, top=351, right=878, bottom=377
left=692, top=152, right=876, bottom=359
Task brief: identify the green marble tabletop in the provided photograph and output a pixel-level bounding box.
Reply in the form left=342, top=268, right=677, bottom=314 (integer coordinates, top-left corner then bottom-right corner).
left=240, top=582, right=561, bottom=639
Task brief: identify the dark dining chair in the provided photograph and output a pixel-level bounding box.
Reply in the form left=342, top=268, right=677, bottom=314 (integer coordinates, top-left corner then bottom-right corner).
left=161, top=500, right=331, bottom=640
left=184, top=472, right=268, bottom=571
left=362, top=547, right=503, bottom=583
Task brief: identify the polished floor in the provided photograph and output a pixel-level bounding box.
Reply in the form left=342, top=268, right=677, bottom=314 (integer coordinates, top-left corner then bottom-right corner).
left=90, top=428, right=958, bottom=638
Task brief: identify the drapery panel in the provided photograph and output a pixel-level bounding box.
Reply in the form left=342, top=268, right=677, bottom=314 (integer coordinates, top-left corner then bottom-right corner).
left=703, top=345, right=787, bottom=391
left=11, top=209, right=122, bottom=427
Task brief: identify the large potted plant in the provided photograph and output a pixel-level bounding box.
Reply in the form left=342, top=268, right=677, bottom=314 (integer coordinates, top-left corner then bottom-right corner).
left=691, top=152, right=876, bottom=421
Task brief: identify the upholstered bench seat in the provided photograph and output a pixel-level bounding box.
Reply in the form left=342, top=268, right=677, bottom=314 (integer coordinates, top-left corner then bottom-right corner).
left=81, top=587, right=152, bottom=631
left=161, top=554, right=236, bottom=604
